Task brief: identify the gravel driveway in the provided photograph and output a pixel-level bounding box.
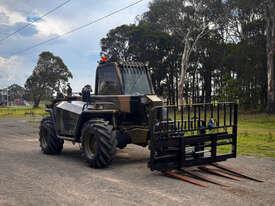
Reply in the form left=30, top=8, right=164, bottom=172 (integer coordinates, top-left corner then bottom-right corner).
left=0, top=117, right=275, bottom=206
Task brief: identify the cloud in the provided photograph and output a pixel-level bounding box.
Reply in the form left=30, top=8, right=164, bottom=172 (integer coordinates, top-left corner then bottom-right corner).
left=0, top=5, right=25, bottom=25
left=0, top=0, right=152, bottom=90
left=0, top=11, right=9, bottom=23
left=0, top=56, right=21, bottom=80
left=0, top=22, right=38, bottom=39
left=0, top=55, right=31, bottom=88
left=0, top=3, right=69, bottom=41
left=33, top=16, right=69, bottom=37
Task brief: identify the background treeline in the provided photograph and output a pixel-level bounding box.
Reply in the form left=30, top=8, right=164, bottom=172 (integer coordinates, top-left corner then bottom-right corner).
left=0, top=52, right=72, bottom=107
left=101, top=0, right=274, bottom=111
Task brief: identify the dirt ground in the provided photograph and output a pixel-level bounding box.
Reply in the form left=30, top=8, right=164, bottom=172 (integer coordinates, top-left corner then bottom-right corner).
left=0, top=118, right=275, bottom=206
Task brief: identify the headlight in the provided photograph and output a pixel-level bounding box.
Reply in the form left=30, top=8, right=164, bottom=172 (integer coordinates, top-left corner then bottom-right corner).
left=141, top=96, right=148, bottom=104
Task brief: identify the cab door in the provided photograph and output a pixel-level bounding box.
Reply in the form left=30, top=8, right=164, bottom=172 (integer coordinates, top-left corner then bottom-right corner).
left=95, top=63, right=122, bottom=95
left=55, top=101, right=82, bottom=137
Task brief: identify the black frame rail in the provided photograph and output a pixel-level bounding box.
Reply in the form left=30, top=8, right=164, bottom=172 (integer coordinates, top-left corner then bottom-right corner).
left=148, top=102, right=238, bottom=171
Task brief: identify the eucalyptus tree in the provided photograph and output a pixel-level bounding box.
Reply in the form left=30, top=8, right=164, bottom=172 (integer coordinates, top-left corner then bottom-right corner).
left=142, top=0, right=227, bottom=104
left=25, top=51, right=72, bottom=107
left=265, top=0, right=275, bottom=113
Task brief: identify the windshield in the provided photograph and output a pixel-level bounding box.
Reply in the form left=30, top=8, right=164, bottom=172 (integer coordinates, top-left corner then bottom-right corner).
left=121, top=68, right=152, bottom=95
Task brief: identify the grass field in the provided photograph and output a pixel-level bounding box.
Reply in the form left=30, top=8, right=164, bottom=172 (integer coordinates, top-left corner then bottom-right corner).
left=238, top=113, right=275, bottom=157
left=0, top=106, right=47, bottom=117
left=0, top=106, right=275, bottom=158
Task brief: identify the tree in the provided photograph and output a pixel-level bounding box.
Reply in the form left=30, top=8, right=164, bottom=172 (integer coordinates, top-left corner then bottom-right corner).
left=142, top=0, right=226, bottom=104
left=225, top=0, right=268, bottom=109
left=101, top=0, right=272, bottom=111
left=101, top=23, right=181, bottom=98
left=7, top=84, right=25, bottom=102
left=25, top=51, right=72, bottom=107
left=101, top=25, right=136, bottom=61
left=265, top=0, right=275, bottom=113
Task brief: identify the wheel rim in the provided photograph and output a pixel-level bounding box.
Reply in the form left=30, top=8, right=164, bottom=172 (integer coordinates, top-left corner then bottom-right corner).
left=84, top=133, right=96, bottom=159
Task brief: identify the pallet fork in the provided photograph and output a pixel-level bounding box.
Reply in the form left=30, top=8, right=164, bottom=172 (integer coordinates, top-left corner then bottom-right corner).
left=164, top=163, right=263, bottom=188
left=148, top=103, right=263, bottom=187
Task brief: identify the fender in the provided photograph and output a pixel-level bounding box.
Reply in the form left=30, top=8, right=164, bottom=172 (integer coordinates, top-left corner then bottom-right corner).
left=74, top=110, right=118, bottom=141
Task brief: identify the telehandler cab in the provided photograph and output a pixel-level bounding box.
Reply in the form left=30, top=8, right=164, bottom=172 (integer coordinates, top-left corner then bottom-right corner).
left=39, top=61, right=239, bottom=173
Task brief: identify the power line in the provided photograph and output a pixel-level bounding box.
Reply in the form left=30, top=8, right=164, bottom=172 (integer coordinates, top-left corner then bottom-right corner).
left=0, top=0, right=72, bottom=43
left=11, top=0, right=144, bottom=56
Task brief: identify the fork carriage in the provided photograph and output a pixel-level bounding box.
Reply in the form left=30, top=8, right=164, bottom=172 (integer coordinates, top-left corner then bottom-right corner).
left=148, top=102, right=238, bottom=171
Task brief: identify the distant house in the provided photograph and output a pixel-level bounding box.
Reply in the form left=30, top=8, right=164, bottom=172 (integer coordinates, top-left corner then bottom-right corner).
left=0, top=88, right=8, bottom=106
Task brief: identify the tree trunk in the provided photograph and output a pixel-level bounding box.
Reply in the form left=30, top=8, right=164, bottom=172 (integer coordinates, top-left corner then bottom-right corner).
left=178, top=31, right=191, bottom=106
left=178, top=27, right=208, bottom=106
left=33, top=96, right=41, bottom=108
left=204, top=66, right=212, bottom=103
left=266, top=1, right=275, bottom=113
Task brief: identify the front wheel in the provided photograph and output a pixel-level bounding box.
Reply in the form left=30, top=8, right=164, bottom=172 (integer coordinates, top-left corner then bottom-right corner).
left=81, top=121, right=117, bottom=168
left=39, top=117, right=64, bottom=154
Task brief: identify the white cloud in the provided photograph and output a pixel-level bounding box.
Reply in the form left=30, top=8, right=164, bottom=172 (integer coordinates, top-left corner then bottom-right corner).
left=0, top=5, right=25, bottom=25
left=33, top=17, right=69, bottom=37
left=0, top=56, right=30, bottom=88
left=0, top=4, right=69, bottom=38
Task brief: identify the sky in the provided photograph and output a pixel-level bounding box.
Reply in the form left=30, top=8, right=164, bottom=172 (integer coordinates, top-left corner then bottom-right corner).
left=0, top=0, right=151, bottom=92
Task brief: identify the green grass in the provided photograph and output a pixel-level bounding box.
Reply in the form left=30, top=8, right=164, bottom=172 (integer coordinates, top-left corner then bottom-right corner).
left=174, top=111, right=275, bottom=158
left=238, top=114, right=275, bottom=157
left=0, top=106, right=47, bottom=117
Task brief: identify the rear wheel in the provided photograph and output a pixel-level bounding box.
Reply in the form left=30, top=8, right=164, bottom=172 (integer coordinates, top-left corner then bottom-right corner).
left=39, top=117, right=64, bottom=154
left=81, top=121, right=117, bottom=168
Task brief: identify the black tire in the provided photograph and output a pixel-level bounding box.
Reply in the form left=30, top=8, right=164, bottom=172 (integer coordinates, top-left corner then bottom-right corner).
left=39, top=116, right=64, bottom=154
left=81, top=121, right=117, bottom=168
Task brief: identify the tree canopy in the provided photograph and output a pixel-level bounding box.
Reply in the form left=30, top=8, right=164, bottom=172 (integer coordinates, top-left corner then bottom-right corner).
left=101, top=0, right=275, bottom=112
left=25, top=51, right=72, bottom=107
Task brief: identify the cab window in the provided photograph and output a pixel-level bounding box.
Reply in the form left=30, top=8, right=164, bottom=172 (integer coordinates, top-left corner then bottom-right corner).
left=121, top=68, right=152, bottom=95
left=97, top=65, right=121, bottom=95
